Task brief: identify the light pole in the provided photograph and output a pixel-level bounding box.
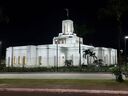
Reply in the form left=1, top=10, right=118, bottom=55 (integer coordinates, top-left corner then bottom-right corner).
left=79, top=37, right=81, bottom=67
left=11, top=47, right=13, bottom=67
left=0, top=41, right=2, bottom=65
left=124, top=36, right=128, bottom=66
left=55, top=39, right=58, bottom=72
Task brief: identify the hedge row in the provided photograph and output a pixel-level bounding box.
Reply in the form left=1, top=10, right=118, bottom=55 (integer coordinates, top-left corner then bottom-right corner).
left=0, top=65, right=117, bottom=72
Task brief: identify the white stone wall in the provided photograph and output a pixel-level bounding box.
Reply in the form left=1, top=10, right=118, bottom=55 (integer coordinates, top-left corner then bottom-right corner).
left=6, top=46, right=27, bottom=67
left=26, top=46, right=37, bottom=67
left=6, top=47, right=12, bottom=67
left=6, top=44, right=117, bottom=67
left=62, top=20, right=74, bottom=34
left=5, top=19, right=117, bottom=67
left=94, top=47, right=117, bottom=65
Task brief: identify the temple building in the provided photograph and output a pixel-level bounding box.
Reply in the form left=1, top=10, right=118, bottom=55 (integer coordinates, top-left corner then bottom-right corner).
left=6, top=19, right=117, bottom=67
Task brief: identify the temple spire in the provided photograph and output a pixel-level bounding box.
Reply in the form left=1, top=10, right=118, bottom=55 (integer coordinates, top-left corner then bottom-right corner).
left=65, top=8, right=69, bottom=19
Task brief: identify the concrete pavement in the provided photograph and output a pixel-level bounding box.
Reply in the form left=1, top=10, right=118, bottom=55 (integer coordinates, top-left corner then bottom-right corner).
left=0, top=72, right=115, bottom=79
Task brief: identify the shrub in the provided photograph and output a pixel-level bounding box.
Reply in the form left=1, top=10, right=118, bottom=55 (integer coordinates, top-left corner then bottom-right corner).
left=0, top=64, right=117, bottom=72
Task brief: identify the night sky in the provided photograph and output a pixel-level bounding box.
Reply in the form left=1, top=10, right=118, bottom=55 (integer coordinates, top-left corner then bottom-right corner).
left=0, top=0, right=128, bottom=56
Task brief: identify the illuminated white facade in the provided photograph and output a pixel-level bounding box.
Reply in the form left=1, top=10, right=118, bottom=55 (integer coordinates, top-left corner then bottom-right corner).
left=6, top=19, right=117, bottom=67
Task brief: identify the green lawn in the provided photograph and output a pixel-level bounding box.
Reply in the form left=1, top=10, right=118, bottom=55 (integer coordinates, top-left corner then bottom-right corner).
left=0, top=79, right=128, bottom=90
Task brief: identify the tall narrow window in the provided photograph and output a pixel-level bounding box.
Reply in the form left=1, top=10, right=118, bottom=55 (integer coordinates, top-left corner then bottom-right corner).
left=18, top=56, right=20, bottom=64
left=8, top=57, right=10, bottom=65
left=13, top=56, right=16, bottom=64
left=23, top=56, right=27, bottom=64
left=113, top=56, right=115, bottom=64
left=55, top=40, right=56, bottom=44
left=62, top=40, right=64, bottom=44
left=104, top=55, right=108, bottom=64
left=39, top=56, right=42, bottom=65
left=64, top=24, right=65, bottom=34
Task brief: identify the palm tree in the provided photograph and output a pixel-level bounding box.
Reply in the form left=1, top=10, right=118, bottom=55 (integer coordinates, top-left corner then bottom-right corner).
left=98, top=0, right=128, bottom=82
left=75, top=24, right=95, bottom=67
left=0, top=7, right=9, bottom=67
left=83, top=49, right=97, bottom=65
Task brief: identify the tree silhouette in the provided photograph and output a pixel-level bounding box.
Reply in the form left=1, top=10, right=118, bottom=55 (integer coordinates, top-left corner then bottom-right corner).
left=0, top=7, right=9, bottom=24
left=98, top=0, right=128, bottom=82
left=83, top=49, right=97, bottom=64
left=74, top=24, right=95, bottom=37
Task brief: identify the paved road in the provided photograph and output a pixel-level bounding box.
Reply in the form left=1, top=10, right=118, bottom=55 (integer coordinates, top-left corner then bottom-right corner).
left=0, top=88, right=128, bottom=96
left=0, top=72, right=115, bottom=79
left=0, top=91, right=126, bottom=96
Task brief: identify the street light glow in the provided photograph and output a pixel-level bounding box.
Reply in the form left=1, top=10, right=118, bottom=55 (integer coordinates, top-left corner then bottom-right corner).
left=125, top=36, right=128, bottom=39
left=124, top=35, right=128, bottom=68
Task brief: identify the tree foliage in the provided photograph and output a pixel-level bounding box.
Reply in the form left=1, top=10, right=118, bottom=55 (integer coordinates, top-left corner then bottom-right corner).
left=98, top=0, right=128, bottom=82
left=74, top=24, right=95, bottom=37
left=83, top=49, right=97, bottom=60
left=93, top=59, right=104, bottom=66
left=0, top=7, right=9, bottom=24
left=98, top=0, right=128, bottom=21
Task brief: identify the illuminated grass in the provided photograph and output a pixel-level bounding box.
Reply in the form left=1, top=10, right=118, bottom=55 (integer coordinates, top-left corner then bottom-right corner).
left=0, top=79, right=128, bottom=90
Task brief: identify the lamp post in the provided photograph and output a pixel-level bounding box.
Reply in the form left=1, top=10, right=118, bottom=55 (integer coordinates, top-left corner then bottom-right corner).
left=124, top=36, right=128, bottom=66
left=55, top=39, right=58, bottom=72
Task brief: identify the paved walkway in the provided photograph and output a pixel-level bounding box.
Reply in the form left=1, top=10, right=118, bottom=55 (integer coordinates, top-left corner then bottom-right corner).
left=0, top=73, right=115, bottom=79
left=0, top=88, right=128, bottom=95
